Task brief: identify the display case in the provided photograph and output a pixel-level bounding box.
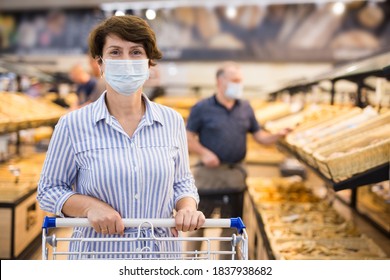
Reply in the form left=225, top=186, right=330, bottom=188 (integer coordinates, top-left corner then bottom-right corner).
left=266, top=53, right=390, bottom=235
left=243, top=53, right=390, bottom=260
left=243, top=175, right=389, bottom=259
left=0, top=92, right=66, bottom=259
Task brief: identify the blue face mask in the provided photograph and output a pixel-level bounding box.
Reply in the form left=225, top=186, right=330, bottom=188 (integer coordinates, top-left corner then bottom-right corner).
left=225, top=82, right=243, bottom=100
left=102, top=59, right=149, bottom=96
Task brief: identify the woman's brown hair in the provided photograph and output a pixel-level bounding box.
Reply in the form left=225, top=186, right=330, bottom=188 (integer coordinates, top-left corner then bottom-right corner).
left=89, top=15, right=162, bottom=66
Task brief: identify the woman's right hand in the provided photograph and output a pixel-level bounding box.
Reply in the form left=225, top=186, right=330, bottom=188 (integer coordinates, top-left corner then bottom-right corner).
left=62, top=194, right=124, bottom=235
left=86, top=202, right=125, bottom=235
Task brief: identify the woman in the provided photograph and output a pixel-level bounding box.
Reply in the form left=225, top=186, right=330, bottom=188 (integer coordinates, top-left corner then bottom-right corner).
left=37, top=15, right=205, bottom=259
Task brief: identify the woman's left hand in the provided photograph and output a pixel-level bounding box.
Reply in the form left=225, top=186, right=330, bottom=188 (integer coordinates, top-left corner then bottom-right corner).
left=172, top=208, right=205, bottom=237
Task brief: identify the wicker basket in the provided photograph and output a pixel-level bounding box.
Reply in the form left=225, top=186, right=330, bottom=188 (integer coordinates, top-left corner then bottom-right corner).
left=285, top=107, right=361, bottom=153
left=294, top=108, right=372, bottom=163
left=313, top=124, right=390, bottom=181
left=265, top=104, right=352, bottom=134
left=255, top=102, right=292, bottom=125
left=301, top=111, right=390, bottom=168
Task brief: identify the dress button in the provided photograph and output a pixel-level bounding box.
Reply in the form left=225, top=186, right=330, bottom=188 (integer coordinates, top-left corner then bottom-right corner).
left=134, top=194, right=139, bottom=200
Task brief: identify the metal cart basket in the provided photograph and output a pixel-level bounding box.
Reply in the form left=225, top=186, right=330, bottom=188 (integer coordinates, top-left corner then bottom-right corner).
left=42, top=217, right=248, bottom=260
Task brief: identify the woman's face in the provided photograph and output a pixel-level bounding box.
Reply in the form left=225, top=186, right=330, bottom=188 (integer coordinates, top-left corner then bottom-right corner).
left=102, top=34, right=148, bottom=61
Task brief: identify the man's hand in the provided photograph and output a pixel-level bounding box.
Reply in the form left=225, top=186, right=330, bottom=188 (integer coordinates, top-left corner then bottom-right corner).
left=276, top=127, right=293, bottom=138
left=201, top=149, right=220, bottom=168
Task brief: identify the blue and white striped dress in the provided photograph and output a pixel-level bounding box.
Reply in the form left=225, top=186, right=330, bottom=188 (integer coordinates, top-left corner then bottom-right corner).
left=37, top=92, right=199, bottom=259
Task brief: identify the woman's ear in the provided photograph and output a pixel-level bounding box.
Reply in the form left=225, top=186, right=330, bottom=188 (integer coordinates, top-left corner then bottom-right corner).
left=97, top=57, right=103, bottom=77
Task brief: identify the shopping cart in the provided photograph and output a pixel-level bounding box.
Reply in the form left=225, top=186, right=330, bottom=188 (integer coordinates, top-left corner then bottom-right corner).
left=42, top=216, right=248, bottom=260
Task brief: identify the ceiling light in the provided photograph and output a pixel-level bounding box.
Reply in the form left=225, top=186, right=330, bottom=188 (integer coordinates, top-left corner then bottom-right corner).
left=332, top=2, right=346, bottom=15
left=226, top=6, right=237, bottom=19
left=115, top=10, right=125, bottom=16
left=145, top=9, right=157, bottom=20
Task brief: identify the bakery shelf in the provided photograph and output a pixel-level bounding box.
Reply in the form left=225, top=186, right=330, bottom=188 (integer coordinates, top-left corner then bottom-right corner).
left=277, top=142, right=389, bottom=192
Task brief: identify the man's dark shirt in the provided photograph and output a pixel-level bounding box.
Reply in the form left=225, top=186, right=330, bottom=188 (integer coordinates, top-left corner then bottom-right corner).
left=186, top=95, right=261, bottom=164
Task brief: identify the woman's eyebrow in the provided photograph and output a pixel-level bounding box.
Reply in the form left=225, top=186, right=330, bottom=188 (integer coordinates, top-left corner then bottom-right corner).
left=106, top=44, right=144, bottom=50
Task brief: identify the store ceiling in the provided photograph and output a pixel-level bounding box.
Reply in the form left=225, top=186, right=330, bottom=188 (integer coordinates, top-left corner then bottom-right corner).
left=0, top=0, right=386, bottom=11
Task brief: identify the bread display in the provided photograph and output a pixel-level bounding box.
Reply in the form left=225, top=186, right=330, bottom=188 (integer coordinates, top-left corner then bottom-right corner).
left=245, top=136, right=285, bottom=164
left=302, top=111, right=390, bottom=159
left=273, top=237, right=386, bottom=259
left=247, top=176, right=387, bottom=259
left=0, top=153, right=46, bottom=203
left=248, top=176, right=320, bottom=203
left=314, top=123, right=390, bottom=181
left=254, top=102, right=292, bottom=125
left=260, top=208, right=346, bottom=225
left=0, top=92, right=67, bottom=130
left=276, top=105, right=389, bottom=181
left=331, top=29, right=380, bottom=49
left=266, top=222, right=361, bottom=239
left=264, top=104, right=352, bottom=134
left=285, top=107, right=363, bottom=149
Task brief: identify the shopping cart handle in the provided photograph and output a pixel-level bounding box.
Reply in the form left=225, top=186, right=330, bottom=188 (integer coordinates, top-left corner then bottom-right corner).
left=230, top=217, right=246, bottom=233
left=42, top=216, right=246, bottom=232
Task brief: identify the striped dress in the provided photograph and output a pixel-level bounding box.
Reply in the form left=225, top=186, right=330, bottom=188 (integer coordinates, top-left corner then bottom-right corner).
left=37, top=92, right=199, bottom=259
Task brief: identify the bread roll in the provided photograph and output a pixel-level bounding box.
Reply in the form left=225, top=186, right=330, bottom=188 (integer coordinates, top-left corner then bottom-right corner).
left=331, top=29, right=380, bottom=49
left=358, top=4, right=384, bottom=29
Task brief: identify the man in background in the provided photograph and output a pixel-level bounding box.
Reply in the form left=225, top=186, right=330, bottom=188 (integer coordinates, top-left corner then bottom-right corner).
left=69, top=58, right=104, bottom=107
left=186, top=61, right=291, bottom=258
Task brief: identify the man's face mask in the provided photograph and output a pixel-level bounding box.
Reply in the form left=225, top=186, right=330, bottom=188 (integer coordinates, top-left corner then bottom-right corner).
left=225, top=82, right=243, bottom=100
left=102, top=59, right=149, bottom=96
